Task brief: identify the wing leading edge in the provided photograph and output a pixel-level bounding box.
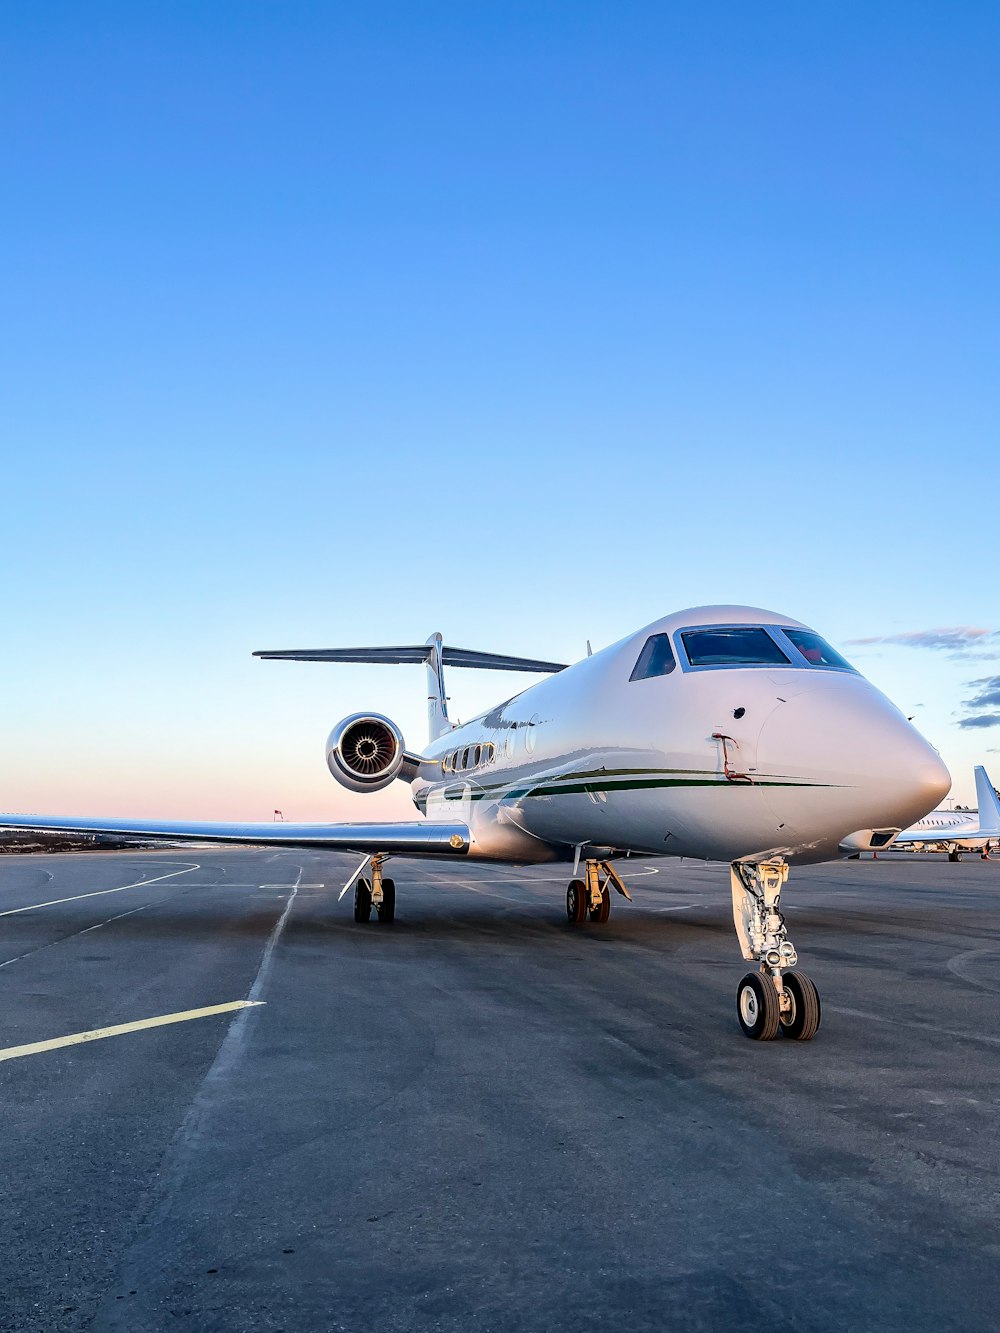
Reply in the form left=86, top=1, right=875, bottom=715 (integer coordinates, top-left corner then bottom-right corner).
left=0, top=814, right=470, bottom=856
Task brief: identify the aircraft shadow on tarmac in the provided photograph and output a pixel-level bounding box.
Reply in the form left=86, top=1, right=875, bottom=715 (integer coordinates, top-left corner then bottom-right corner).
left=12, top=899, right=726, bottom=948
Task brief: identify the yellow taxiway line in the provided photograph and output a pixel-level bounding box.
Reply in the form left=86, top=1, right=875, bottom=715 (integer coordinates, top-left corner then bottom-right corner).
left=0, top=999, right=264, bottom=1064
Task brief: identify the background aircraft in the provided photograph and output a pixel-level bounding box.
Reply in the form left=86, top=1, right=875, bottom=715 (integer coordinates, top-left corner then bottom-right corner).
left=893, top=765, right=1000, bottom=860
left=0, top=605, right=950, bottom=1042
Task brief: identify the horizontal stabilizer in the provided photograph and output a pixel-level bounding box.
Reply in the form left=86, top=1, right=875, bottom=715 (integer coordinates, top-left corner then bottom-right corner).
left=0, top=814, right=470, bottom=857
left=254, top=645, right=568, bottom=674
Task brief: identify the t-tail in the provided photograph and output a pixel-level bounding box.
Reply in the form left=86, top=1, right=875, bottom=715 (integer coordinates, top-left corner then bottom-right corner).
left=253, top=636, right=568, bottom=746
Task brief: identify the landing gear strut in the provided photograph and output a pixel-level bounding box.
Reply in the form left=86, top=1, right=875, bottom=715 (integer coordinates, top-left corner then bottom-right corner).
left=731, top=859, right=821, bottom=1041
left=353, top=854, right=395, bottom=925
left=565, top=860, right=631, bottom=925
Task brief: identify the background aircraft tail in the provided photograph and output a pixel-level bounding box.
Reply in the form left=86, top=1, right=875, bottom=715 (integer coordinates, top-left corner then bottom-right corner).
left=974, top=765, right=1000, bottom=835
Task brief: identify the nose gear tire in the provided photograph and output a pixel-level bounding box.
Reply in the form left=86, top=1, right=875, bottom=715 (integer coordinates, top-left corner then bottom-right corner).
left=736, top=972, right=781, bottom=1040
left=778, top=970, right=821, bottom=1040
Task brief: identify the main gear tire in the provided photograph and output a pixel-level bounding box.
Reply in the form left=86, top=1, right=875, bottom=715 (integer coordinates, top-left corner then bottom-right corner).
left=736, top=972, right=781, bottom=1041
left=376, top=877, right=396, bottom=924
left=354, top=878, right=373, bottom=923
left=589, top=886, right=611, bottom=923
left=566, top=879, right=587, bottom=925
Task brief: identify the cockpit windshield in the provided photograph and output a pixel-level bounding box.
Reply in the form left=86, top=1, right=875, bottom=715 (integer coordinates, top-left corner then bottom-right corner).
left=676, top=624, right=857, bottom=671
left=781, top=628, right=854, bottom=670
left=681, top=627, right=791, bottom=667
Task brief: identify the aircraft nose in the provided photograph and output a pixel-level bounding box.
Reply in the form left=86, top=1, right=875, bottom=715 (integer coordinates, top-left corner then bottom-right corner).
left=757, top=680, right=952, bottom=837
left=903, top=746, right=952, bottom=818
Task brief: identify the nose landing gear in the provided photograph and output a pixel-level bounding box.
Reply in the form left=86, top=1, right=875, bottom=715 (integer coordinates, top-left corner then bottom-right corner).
left=731, top=860, right=821, bottom=1041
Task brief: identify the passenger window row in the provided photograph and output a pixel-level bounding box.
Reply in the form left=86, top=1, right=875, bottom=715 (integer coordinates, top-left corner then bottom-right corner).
left=442, top=742, right=497, bottom=774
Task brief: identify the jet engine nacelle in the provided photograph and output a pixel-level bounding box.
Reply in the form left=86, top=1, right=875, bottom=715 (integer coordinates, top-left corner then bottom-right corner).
left=326, top=713, right=407, bottom=793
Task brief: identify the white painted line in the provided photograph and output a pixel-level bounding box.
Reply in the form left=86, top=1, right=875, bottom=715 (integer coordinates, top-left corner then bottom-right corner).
left=0, top=899, right=164, bottom=972
left=828, top=1003, right=1000, bottom=1048
left=154, top=883, right=258, bottom=888
left=411, top=874, right=523, bottom=904
left=259, top=883, right=324, bottom=889
left=179, top=866, right=303, bottom=1099
left=653, top=904, right=696, bottom=912
left=0, top=1000, right=264, bottom=1064
left=0, top=863, right=201, bottom=917
left=946, top=948, right=1000, bottom=996
left=247, top=868, right=302, bottom=1003
left=502, top=866, right=661, bottom=884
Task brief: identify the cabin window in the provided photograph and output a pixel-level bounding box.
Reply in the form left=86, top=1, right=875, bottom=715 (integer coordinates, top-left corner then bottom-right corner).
left=462, top=747, right=471, bottom=769
left=782, top=628, right=855, bottom=671
left=474, top=744, right=482, bottom=766
left=681, top=627, right=790, bottom=667
left=629, top=634, right=677, bottom=681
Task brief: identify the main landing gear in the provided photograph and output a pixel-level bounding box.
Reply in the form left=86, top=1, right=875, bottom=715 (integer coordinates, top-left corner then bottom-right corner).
left=353, top=854, right=395, bottom=925
left=948, top=849, right=964, bottom=862
left=731, top=860, right=821, bottom=1041
left=566, top=860, right=632, bottom=925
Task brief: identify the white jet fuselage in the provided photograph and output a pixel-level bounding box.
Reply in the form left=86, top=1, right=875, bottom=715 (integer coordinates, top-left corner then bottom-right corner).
left=414, top=606, right=949, bottom=865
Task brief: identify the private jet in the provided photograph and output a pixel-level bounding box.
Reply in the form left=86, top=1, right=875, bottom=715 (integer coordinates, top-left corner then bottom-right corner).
left=0, top=605, right=950, bottom=1041
left=893, top=765, right=1000, bottom=860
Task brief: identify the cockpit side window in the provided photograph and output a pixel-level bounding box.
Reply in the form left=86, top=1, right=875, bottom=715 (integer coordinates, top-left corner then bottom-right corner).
left=629, top=633, right=677, bottom=681
left=681, top=627, right=791, bottom=667
left=782, top=628, right=855, bottom=670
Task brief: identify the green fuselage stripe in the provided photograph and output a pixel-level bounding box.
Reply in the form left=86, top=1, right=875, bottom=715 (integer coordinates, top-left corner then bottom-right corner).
left=431, top=770, right=838, bottom=803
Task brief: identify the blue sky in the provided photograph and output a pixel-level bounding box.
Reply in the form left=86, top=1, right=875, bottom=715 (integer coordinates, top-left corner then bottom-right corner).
left=1, top=2, right=997, bottom=819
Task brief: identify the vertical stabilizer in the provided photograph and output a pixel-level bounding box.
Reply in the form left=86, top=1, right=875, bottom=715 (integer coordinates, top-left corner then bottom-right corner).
left=425, top=632, right=451, bottom=742
left=974, top=765, right=1000, bottom=834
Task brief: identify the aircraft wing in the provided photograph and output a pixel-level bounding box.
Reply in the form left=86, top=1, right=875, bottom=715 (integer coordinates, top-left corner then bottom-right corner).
left=0, top=814, right=470, bottom=856
left=891, top=826, right=975, bottom=847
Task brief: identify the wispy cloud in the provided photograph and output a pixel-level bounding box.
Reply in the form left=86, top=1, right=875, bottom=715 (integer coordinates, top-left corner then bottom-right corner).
left=965, top=677, right=1000, bottom=710
left=846, top=628, right=1000, bottom=658
left=957, top=676, right=1000, bottom=731
left=846, top=631, right=1000, bottom=730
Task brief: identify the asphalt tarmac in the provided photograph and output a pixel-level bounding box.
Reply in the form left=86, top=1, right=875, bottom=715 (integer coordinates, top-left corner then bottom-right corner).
left=0, top=848, right=997, bottom=1333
